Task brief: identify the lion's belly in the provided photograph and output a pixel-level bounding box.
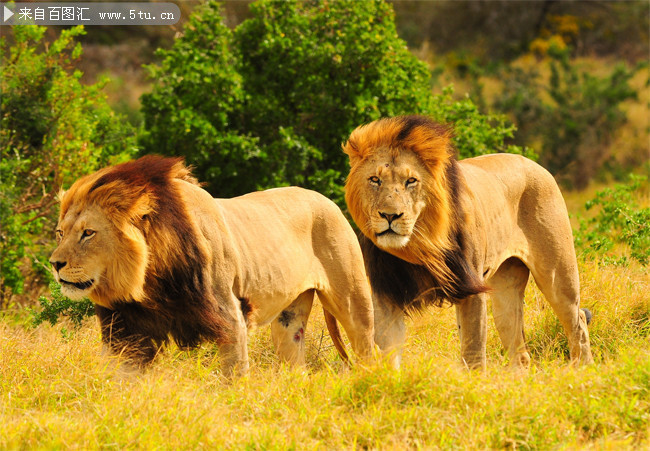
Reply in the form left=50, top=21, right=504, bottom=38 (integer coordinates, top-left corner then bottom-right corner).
left=214, top=187, right=337, bottom=326
left=237, top=256, right=323, bottom=327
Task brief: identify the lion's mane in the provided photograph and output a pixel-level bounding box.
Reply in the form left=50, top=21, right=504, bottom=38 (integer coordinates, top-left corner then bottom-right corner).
left=60, top=156, right=229, bottom=361
left=343, top=116, right=487, bottom=311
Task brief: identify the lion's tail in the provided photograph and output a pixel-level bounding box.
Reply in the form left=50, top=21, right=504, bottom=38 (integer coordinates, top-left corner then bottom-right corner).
left=323, top=309, right=349, bottom=364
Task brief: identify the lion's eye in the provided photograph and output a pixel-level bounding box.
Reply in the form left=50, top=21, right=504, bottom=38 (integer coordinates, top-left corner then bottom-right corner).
left=405, top=177, right=418, bottom=187
left=369, top=176, right=381, bottom=186
left=81, top=229, right=95, bottom=240
left=55, top=230, right=63, bottom=241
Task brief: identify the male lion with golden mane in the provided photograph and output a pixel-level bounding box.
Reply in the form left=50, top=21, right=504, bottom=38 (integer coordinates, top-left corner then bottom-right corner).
left=49, top=156, right=374, bottom=375
left=343, top=115, right=593, bottom=370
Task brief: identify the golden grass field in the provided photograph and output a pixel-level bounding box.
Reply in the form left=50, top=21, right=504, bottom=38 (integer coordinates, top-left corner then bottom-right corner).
left=3, top=83, right=647, bottom=450
left=3, top=16, right=649, bottom=448
left=1, top=200, right=649, bottom=449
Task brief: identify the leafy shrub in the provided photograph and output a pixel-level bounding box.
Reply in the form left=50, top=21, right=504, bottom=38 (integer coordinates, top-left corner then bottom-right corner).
left=574, top=175, right=649, bottom=265
left=234, top=0, right=435, bottom=198
left=141, top=0, right=526, bottom=206
left=30, top=282, right=94, bottom=330
left=142, top=0, right=432, bottom=202
left=139, top=3, right=259, bottom=197
left=0, top=26, right=136, bottom=305
left=430, top=86, right=534, bottom=160
left=496, top=45, right=640, bottom=189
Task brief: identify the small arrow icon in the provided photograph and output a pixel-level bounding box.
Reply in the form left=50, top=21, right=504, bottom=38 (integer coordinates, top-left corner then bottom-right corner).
left=4, top=5, right=14, bottom=22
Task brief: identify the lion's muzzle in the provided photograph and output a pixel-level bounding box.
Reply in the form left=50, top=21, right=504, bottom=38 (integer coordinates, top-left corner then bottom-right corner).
left=59, top=278, right=95, bottom=290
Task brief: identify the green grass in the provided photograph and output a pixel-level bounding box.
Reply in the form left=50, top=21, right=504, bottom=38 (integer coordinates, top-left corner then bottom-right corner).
left=1, top=257, right=648, bottom=449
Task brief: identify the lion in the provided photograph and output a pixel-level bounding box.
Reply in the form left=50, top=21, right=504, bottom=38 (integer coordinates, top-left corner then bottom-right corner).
left=49, top=156, right=374, bottom=376
left=342, top=115, right=593, bottom=370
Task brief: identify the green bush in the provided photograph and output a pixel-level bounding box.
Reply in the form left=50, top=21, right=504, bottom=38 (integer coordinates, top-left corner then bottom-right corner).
left=574, top=175, right=649, bottom=266
left=496, top=45, right=640, bottom=189
left=430, top=86, right=534, bottom=160
left=141, top=0, right=526, bottom=206
left=0, top=26, right=136, bottom=305
left=141, top=0, right=432, bottom=202
left=30, top=282, right=94, bottom=331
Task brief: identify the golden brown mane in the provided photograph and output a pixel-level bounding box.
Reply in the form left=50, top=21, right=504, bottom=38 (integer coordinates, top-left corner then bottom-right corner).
left=59, top=156, right=228, bottom=359
left=343, top=116, right=487, bottom=306
left=60, top=156, right=198, bottom=226
left=343, top=118, right=594, bottom=369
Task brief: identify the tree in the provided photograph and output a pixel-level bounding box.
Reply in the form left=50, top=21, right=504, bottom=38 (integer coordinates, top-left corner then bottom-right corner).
left=141, top=0, right=526, bottom=206
left=0, top=26, right=136, bottom=305
left=141, top=0, right=433, bottom=202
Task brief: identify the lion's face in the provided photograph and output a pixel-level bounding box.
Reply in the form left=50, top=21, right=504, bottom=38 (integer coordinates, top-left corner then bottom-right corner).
left=349, top=147, right=429, bottom=250
left=49, top=203, right=148, bottom=305
left=50, top=205, right=113, bottom=299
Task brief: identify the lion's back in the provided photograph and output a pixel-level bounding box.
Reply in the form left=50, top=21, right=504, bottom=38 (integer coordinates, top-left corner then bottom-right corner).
left=219, top=186, right=348, bottom=231
left=215, top=186, right=361, bottom=267
left=458, top=153, right=566, bottom=210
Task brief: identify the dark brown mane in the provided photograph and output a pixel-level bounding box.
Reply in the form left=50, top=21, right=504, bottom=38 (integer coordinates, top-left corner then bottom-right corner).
left=360, top=160, right=488, bottom=314
left=69, top=156, right=230, bottom=364
left=344, top=116, right=488, bottom=313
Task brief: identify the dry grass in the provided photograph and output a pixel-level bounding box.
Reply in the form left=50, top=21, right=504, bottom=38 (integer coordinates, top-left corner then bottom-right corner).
left=1, top=258, right=648, bottom=449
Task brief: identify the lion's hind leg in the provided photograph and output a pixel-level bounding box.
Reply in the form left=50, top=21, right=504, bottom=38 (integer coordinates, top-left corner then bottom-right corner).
left=528, top=260, right=594, bottom=366
left=271, top=290, right=315, bottom=366
left=317, top=285, right=375, bottom=365
left=520, top=181, right=594, bottom=366
left=489, top=257, right=531, bottom=371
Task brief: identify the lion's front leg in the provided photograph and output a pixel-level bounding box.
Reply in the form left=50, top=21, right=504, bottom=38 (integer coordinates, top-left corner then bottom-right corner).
left=373, top=293, right=406, bottom=369
left=455, top=293, right=488, bottom=370
left=218, top=295, right=250, bottom=378
left=95, top=304, right=164, bottom=368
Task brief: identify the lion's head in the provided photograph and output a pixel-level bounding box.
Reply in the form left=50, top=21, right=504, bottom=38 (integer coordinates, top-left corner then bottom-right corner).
left=343, top=115, right=486, bottom=304
left=343, top=116, right=455, bottom=267
left=49, top=156, right=200, bottom=308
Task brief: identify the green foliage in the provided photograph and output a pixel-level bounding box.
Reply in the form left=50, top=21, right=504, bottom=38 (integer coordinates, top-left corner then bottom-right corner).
left=234, top=0, right=434, bottom=196
left=574, top=175, right=650, bottom=266
left=430, top=86, right=534, bottom=160
left=496, top=45, right=640, bottom=189
left=141, top=0, right=524, bottom=206
left=139, top=2, right=258, bottom=196
left=141, top=0, right=432, bottom=202
left=0, top=26, right=137, bottom=304
left=29, top=282, right=94, bottom=330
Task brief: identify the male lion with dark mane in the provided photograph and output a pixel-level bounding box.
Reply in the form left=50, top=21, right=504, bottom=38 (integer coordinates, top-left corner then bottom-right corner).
left=343, top=115, right=593, bottom=370
left=49, top=156, right=374, bottom=375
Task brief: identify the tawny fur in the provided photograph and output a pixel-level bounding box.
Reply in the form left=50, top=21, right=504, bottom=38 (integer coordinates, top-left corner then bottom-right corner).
left=50, top=156, right=374, bottom=375
left=343, top=115, right=593, bottom=370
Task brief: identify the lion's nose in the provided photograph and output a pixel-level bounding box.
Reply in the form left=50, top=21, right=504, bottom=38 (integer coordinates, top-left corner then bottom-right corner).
left=50, top=260, right=67, bottom=272
left=379, top=212, right=403, bottom=225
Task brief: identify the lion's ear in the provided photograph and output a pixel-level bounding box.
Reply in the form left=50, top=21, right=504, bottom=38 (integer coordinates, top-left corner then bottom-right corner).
left=128, top=191, right=155, bottom=222
left=94, top=182, right=155, bottom=224
left=342, top=139, right=362, bottom=168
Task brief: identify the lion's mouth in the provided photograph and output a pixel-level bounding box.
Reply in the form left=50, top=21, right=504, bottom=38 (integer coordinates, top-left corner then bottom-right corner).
left=60, top=278, right=95, bottom=290
left=377, top=228, right=400, bottom=237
